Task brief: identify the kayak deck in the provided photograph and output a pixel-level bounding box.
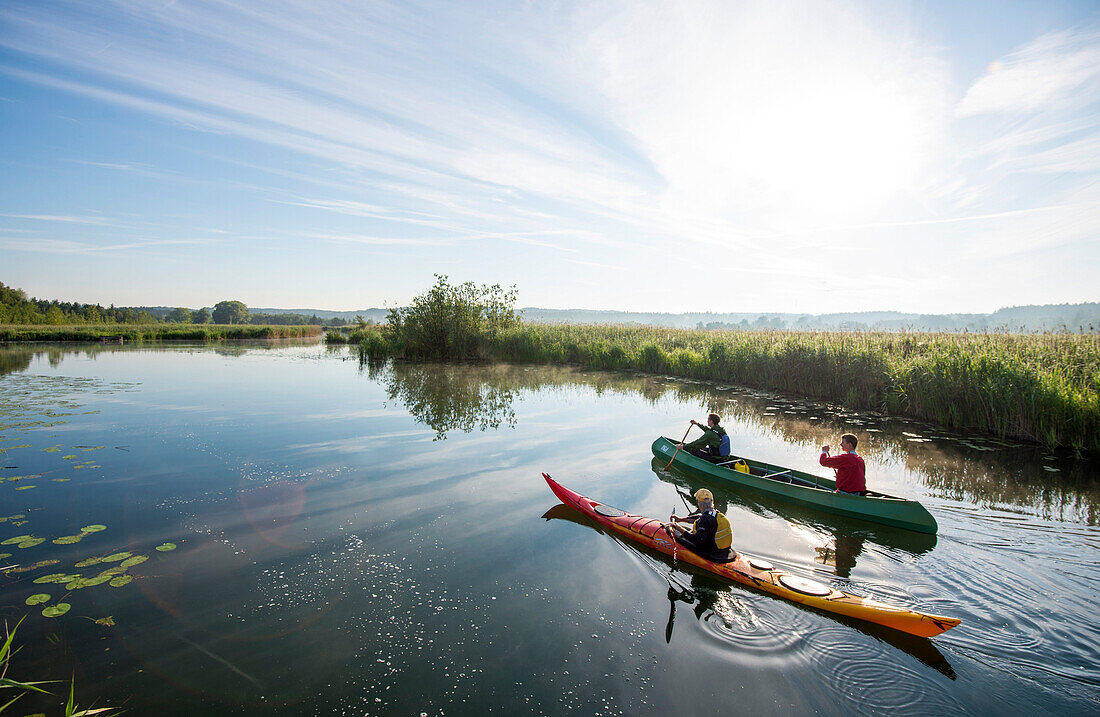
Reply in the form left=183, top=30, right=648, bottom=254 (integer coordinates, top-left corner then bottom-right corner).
left=544, top=473, right=960, bottom=638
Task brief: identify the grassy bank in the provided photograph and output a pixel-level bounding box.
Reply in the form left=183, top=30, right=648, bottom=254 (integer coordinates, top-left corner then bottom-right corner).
left=358, top=324, right=1100, bottom=452
left=0, top=323, right=323, bottom=342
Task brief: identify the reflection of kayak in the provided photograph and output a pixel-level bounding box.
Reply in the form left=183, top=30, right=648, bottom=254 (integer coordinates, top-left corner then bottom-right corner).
left=543, top=473, right=961, bottom=638
left=652, top=437, right=938, bottom=534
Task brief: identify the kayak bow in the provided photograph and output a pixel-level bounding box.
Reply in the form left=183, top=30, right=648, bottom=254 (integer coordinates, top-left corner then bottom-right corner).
left=543, top=473, right=960, bottom=638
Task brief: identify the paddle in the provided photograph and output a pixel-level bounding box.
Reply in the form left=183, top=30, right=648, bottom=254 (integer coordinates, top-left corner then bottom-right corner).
left=663, top=422, right=695, bottom=470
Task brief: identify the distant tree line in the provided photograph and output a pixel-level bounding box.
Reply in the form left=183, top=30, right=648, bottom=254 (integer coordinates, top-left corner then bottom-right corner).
left=0, top=282, right=341, bottom=326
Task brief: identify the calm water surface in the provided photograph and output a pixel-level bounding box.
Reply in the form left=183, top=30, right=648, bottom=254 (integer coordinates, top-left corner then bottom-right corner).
left=0, top=343, right=1097, bottom=715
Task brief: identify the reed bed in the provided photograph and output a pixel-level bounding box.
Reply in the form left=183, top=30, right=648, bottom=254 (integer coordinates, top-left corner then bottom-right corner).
left=360, top=323, right=1100, bottom=451
left=0, top=323, right=322, bottom=342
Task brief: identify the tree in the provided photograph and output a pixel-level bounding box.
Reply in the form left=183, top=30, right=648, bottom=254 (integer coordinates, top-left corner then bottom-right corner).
left=191, top=308, right=212, bottom=324
left=382, top=275, right=519, bottom=359
left=166, top=307, right=192, bottom=323
left=211, top=300, right=249, bottom=324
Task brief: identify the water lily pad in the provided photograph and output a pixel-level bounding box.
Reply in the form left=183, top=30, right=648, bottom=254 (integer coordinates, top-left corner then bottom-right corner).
left=155, top=543, right=177, bottom=552
left=42, top=603, right=70, bottom=618
left=53, top=535, right=85, bottom=545
left=81, top=525, right=107, bottom=533
left=108, top=575, right=133, bottom=587
left=52, top=478, right=71, bottom=482
left=94, top=616, right=115, bottom=627
left=65, top=578, right=92, bottom=590
left=17, top=538, right=45, bottom=548
left=34, top=573, right=71, bottom=583
left=74, top=557, right=101, bottom=567
left=0, top=553, right=10, bottom=559
left=101, top=552, right=132, bottom=562
left=14, top=485, right=35, bottom=490
left=25, top=593, right=50, bottom=605
left=62, top=455, right=77, bottom=460
left=97, top=566, right=126, bottom=577
left=83, top=575, right=112, bottom=586
left=1, top=535, right=32, bottom=545
left=43, top=446, right=61, bottom=453
left=119, top=555, right=147, bottom=569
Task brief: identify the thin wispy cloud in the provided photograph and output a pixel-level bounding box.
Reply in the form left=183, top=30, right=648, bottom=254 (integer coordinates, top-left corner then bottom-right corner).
left=0, top=1, right=1096, bottom=312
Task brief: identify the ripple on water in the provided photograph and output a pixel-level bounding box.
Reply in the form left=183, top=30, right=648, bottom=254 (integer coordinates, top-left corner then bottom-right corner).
left=805, top=625, right=964, bottom=715
left=699, top=590, right=816, bottom=663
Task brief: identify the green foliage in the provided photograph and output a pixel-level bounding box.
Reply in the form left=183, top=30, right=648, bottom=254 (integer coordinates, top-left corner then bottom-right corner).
left=166, top=307, right=192, bottom=323
left=211, top=300, right=249, bottom=324
left=380, top=275, right=519, bottom=359
left=0, top=324, right=322, bottom=342
left=360, top=321, right=1099, bottom=451
left=191, top=308, right=212, bottom=324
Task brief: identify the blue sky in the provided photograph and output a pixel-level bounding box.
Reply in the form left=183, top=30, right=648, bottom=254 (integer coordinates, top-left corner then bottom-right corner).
left=1, top=0, right=1098, bottom=314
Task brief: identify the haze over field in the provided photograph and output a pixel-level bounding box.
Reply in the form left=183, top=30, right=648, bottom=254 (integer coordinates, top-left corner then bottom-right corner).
left=1, top=0, right=1098, bottom=314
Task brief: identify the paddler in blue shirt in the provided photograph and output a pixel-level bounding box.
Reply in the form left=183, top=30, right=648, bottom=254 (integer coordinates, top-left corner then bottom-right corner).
left=666, top=488, right=736, bottom=563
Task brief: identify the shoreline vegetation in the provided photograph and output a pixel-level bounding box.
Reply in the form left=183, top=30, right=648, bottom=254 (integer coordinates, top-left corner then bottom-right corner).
left=0, top=323, right=322, bottom=342
left=355, top=277, right=1100, bottom=453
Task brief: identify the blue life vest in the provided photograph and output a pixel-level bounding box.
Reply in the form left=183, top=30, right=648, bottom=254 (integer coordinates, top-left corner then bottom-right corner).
left=719, top=434, right=731, bottom=457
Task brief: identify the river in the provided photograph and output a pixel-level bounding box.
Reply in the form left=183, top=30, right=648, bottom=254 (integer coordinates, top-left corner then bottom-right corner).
left=0, top=342, right=1097, bottom=715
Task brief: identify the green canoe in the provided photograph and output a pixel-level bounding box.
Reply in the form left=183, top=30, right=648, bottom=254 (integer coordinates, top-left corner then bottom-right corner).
left=651, top=436, right=938, bottom=534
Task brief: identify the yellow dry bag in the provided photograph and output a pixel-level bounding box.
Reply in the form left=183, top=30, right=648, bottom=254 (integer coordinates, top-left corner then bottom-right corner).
left=714, top=511, right=733, bottom=550
left=733, top=460, right=749, bottom=474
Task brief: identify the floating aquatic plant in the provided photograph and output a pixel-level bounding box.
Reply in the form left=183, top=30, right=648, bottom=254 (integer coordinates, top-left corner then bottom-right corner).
left=101, top=552, right=131, bottom=562
left=4, top=559, right=59, bottom=574
left=1, top=535, right=32, bottom=545
left=119, top=555, right=147, bottom=569
left=33, top=573, right=74, bottom=584
left=155, top=543, right=177, bottom=552
left=108, top=575, right=132, bottom=588
left=42, top=603, right=70, bottom=618
left=74, top=557, right=101, bottom=568
left=53, top=535, right=85, bottom=545
left=94, top=616, right=115, bottom=627
left=14, top=485, right=35, bottom=490
left=61, top=455, right=77, bottom=460
left=81, top=525, right=107, bottom=533
left=17, top=537, right=44, bottom=548
left=25, top=594, right=50, bottom=605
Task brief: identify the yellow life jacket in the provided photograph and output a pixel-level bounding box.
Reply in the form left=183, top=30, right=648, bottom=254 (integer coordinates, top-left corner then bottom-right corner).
left=714, top=511, right=733, bottom=550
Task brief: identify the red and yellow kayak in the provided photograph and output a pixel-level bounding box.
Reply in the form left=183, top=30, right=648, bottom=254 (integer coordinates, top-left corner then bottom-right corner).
left=544, top=473, right=961, bottom=638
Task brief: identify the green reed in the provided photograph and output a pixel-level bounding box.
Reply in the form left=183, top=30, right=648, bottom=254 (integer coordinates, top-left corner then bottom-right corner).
left=359, top=323, right=1099, bottom=451
left=0, top=323, right=323, bottom=342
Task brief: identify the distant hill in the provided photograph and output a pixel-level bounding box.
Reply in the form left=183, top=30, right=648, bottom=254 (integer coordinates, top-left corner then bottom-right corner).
left=519, top=303, right=1100, bottom=332
left=245, top=302, right=1099, bottom=332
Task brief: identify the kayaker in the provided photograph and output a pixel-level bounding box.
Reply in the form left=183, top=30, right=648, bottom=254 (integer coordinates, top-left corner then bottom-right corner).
left=820, top=433, right=867, bottom=494
left=679, top=413, right=730, bottom=459
left=666, top=488, right=736, bottom=562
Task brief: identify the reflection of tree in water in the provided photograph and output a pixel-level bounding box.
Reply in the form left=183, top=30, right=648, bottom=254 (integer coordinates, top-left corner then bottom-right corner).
left=368, top=360, right=518, bottom=440
left=0, top=349, right=34, bottom=377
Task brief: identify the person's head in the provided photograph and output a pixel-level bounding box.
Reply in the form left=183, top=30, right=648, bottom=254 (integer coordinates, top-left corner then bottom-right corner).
left=694, top=488, right=714, bottom=509
left=707, top=413, right=720, bottom=427
left=841, top=433, right=858, bottom=451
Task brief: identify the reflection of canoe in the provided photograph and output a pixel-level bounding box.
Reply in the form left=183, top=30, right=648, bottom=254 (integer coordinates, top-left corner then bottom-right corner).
left=652, top=458, right=938, bottom=558
left=652, top=437, right=938, bottom=534
left=544, top=473, right=961, bottom=638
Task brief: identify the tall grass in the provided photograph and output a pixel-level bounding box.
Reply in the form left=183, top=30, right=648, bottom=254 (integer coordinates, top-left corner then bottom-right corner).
left=0, top=323, right=323, bottom=342
left=359, top=323, right=1100, bottom=451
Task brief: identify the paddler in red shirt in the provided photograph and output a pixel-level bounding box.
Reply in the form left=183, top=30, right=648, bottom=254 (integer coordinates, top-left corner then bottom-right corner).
left=820, top=433, right=867, bottom=495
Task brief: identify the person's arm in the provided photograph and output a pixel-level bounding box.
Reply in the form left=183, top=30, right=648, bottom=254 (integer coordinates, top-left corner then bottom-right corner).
left=820, top=450, right=846, bottom=468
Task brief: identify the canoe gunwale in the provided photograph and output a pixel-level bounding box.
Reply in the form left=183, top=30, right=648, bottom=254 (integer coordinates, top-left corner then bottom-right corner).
left=652, top=436, right=938, bottom=534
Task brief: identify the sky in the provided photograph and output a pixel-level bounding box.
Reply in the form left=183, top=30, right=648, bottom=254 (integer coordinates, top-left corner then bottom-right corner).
left=1, top=0, right=1098, bottom=314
